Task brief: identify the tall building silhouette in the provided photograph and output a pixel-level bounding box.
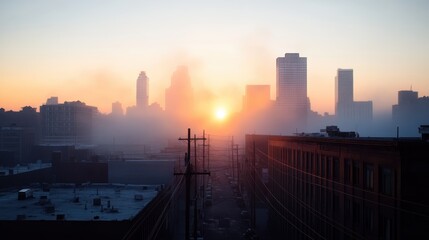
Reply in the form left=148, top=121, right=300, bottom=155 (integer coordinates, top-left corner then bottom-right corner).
left=165, top=66, right=194, bottom=119
left=40, top=99, right=97, bottom=145
left=136, top=71, right=149, bottom=108
left=335, top=69, right=354, bottom=118
left=335, top=69, right=372, bottom=127
left=111, top=101, right=123, bottom=116
left=276, top=53, right=308, bottom=126
left=392, top=90, right=429, bottom=135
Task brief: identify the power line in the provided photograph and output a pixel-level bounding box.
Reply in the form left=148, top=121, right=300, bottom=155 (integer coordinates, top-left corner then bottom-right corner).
left=255, top=148, right=429, bottom=219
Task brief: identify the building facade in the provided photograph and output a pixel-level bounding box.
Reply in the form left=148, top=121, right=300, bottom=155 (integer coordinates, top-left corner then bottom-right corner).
left=335, top=69, right=354, bottom=119
left=245, top=134, right=429, bottom=239
left=335, top=69, right=373, bottom=128
left=276, top=53, right=308, bottom=125
left=40, top=100, right=97, bottom=145
left=165, top=66, right=194, bottom=119
left=136, top=71, right=149, bottom=108
left=392, top=90, right=429, bottom=136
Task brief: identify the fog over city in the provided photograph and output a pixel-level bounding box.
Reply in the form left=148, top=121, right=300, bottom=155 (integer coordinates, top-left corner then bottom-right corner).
left=1, top=1, right=429, bottom=240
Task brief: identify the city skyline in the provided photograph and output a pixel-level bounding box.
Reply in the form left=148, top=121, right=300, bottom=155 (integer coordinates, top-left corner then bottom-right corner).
left=1, top=1, right=428, bottom=115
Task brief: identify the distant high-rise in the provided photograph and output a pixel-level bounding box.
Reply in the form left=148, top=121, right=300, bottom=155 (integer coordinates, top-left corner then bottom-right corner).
left=136, top=71, right=148, bottom=108
left=397, top=90, right=418, bottom=105
left=40, top=100, right=97, bottom=145
left=335, top=69, right=372, bottom=126
left=276, top=53, right=307, bottom=122
left=335, top=69, right=354, bottom=118
left=111, top=101, right=123, bottom=116
left=46, top=96, right=58, bottom=105
left=392, top=90, right=429, bottom=135
left=165, top=66, right=194, bottom=118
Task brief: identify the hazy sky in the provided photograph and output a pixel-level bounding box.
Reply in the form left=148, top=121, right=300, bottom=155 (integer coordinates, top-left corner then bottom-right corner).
left=1, top=0, right=428, bottom=114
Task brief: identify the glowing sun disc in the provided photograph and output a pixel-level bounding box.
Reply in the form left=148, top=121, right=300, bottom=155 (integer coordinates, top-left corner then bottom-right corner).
left=215, top=107, right=227, bottom=120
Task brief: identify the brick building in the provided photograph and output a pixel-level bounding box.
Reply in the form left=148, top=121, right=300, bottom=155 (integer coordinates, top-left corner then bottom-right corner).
left=245, top=134, right=429, bottom=239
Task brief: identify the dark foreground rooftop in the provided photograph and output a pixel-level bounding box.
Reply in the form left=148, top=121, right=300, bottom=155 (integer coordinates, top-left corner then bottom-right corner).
left=0, top=183, right=160, bottom=221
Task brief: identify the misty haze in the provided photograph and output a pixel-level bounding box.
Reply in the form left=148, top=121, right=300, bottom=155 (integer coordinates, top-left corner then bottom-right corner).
left=1, top=1, right=429, bottom=240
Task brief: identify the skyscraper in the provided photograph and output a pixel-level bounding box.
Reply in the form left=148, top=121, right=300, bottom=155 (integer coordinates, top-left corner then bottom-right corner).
left=111, top=101, right=123, bottom=116
left=335, top=69, right=373, bottom=127
left=392, top=90, right=429, bottom=135
left=40, top=100, right=97, bottom=145
left=165, top=66, right=194, bottom=118
left=335, top=69, right=354, bottom=118
left=136, top=71, right=148, bottom=108
left=276, top=53, right=307, bottom=123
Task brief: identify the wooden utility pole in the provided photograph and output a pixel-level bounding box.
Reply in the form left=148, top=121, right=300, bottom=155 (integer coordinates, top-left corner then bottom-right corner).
left=193, top=134, right=198, bottom=238
left=231, top=136, right=235, bottom=180
left=233, top=144, right=239, bottom=191
left=252, top=138, right=256, bottom=229
left=175, top=128, right=209, bottom=240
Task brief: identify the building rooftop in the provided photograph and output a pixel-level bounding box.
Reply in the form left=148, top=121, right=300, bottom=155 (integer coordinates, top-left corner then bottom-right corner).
left=0, top=183, right=160, bottom=221
left=0, top=162, right=52, bottom=176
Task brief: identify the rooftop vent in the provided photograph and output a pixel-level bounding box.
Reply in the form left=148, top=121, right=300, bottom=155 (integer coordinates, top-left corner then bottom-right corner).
left=18, top=188, right=33, bottom=200
left=93, top=197, right=101, bottom=206
left=419, top=125, right=429, bottom=141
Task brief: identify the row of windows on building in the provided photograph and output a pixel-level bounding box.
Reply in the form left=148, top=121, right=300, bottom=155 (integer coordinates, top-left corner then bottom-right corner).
left=268, top=147, right=396, bottom=239
left=270, top=146, right=395, bottom=196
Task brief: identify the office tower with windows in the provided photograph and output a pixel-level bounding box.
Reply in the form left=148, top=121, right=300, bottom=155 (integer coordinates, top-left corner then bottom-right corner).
left=335, top=69, right=372, bottom=127
left=276, top=53, right=308, bottom=125
left=136, top=71, right=149, bottom=108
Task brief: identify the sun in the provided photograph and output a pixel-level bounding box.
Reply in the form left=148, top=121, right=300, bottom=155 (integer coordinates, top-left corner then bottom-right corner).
left=214, top=107, right=228, bottom=121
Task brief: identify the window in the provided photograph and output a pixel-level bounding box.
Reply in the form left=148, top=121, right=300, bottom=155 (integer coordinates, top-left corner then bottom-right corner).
left=364, top=164, right=374, bottom=190
left=316, top=154, right=320, bottom=176
left=353, top=201, right=361, bottom=226
left=333, top=193, right=340, bottom=218
left=344, top=197, right=352, bottom=219
left=333, top=157, right=339, bottom=181
left=306, top=155, right=310, bottom=172
left=353, top=161, right=360, bottom=186
left=364, top=206, right=375, bottom=233
left=381, top=167, right=394, bottom=196
left=321, top=156, right=326, bottom=178
left=381, top=214, right=393, bottom=240
left=344, top=159, right=351, bottom=184
left=327, top=157, right=332, bottom=179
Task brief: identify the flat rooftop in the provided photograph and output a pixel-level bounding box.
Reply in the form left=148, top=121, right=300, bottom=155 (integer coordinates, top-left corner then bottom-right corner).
left=0, top=183, right=159, bottom=221
left=0, top=162, right=52, bottom=176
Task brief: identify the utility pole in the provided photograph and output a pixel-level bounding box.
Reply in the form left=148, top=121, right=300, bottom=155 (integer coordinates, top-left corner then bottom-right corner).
left=233, top=144, right=239, bottom=191
left=202, top=130, right=205, bottom=192
left=231, top=136, right=235, bottom=181
left=198, top=132, right=209, bottom=199
left=252, top=138, right=256, bottom=229
left=193, top=134, right=198, bottom=238
left=207, top=134, right=210, bottom=171
left=175, top=128, right=209, bottom=240
left=201, top=130, right=206, bottom=236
